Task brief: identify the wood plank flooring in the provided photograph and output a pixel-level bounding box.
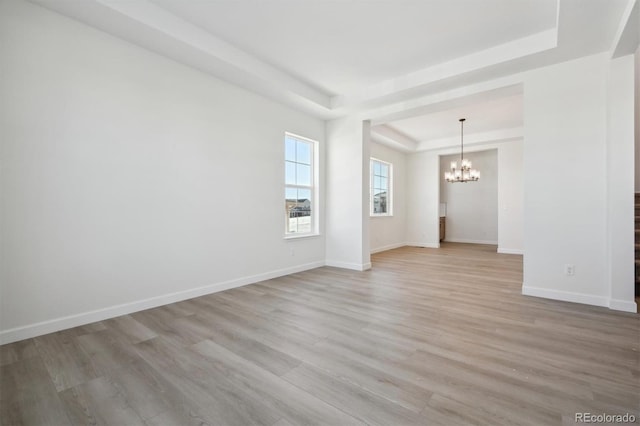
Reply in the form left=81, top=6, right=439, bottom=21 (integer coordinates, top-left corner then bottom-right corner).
left=1, top=243, right=639, bottom=425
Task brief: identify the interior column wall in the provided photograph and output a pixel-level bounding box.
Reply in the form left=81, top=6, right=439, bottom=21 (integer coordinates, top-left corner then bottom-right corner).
left=325, top=116, right=371, bottom=270
left=522, top=53, right=611, bottom=307
left=498, top=140, right=524, bottom=254
left=406, top=151, right=441, bottom=248
left=607, top=54, right=636, bottom=311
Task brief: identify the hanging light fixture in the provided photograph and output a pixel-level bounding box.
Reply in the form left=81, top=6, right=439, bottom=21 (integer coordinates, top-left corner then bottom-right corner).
left=444, top=118, right=480, bottom=183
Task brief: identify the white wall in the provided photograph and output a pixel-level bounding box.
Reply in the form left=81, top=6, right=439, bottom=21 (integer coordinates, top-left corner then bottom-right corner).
left=406, top=141, right=523, bottom=252
left=607, top=55, right=636, bottom=312
left=522, top=54, right=611, bottom=307
left=406, top=151, right=441, bottom=248
left=325, top=117, right=371, bottom=270
left=636, top=47, right=640, bottom=192
left=439, top=149, right=498, bottom=245
left=498, top=140, right=524, bottom=254
left=369, top=142, right=407, bottom=253
left=0, top=0, right=326, bottom=343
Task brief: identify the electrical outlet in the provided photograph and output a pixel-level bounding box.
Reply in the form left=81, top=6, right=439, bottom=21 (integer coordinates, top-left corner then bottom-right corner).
left=290, top=248, right=295, bottom=257
left=564, top=264, right=575, bottom=276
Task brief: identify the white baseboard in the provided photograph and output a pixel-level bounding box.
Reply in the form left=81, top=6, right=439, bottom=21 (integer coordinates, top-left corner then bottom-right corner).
left=522, top=285, right=609, bottom=308
left=523, top=285, right=638, bottom=313
left=370, top=242, right=406, bottom=254
left=608, top=298, right=638, bottom=313
left=0, top=260, right=325, bottom=345
left=325, top=260, right=372, bottom=271
left=405, top=242, right=440, bottom=248
left=444, top=238, right=498, bottom=245
left=497, top=247, right=523, bottom=255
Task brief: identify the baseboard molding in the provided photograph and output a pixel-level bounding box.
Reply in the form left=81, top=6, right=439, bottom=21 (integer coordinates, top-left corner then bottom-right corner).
left=405, top=242, right=440, bottom=248
left=0, top=260, right=325, bottom=345
left=608, top=298, right=638, bottom=313
left=444, top=238, right=498, bottom=245
left=497, top=247, right=523, bottom=255
left=325, top=260, right=372, bottom=271
left=522, top=285, right=609, bottom=308
left=370, top=242, right=406, bottom=254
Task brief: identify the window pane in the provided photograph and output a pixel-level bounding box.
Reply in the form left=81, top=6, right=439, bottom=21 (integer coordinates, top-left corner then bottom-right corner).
left=286, top=188, right=299, bottom=234
left=288, top=188, right=311, bottom=234
left=285, top=134, right=316, bottom=235
left=285, top=187, right=297, bottom=200
left=285, top=137, right=296, bottom=162
left=297, top=141, right=311, bottom=165
left=370, top=159, right=391, bottom=216
left=379, top=192, right=387, bottom=213
left=285, top=161, right=296, bottom=185
left=373, top=161, right=381, bottom=176
left=380, top=176, right=388, bottom=191
left=373, top=196, right=382, bottom=213
left=373, top=175, right=381, bottom=190
left=296, top=163, right=311, bottom=186
left=297, top=188, right=311, bottom=205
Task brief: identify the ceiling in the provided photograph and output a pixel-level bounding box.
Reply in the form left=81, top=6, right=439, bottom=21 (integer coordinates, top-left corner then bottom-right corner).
left=29, top=0, right=637, bottom=149
left=148, top=0, right=557, bottom=96
left=382, top=93, right=523, bottom=144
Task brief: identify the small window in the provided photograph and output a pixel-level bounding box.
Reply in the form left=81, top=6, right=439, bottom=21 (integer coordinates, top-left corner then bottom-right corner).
left=370, top=158, right=392, bottom=216
left=285, top=133, right=317, bottom=236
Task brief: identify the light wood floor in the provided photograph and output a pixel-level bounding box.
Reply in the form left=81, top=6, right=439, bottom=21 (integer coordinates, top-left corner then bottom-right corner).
left=1, top=243, right=639, bottom=425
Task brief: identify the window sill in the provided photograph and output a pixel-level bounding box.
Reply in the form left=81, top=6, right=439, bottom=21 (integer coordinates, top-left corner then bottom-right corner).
left=370, top=214, right=394, bottom=218
left=284, top=233, right=321, bottom=240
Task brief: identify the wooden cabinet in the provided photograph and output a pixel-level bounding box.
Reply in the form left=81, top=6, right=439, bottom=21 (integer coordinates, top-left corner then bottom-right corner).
left=439, top=217, right=446, bottom=242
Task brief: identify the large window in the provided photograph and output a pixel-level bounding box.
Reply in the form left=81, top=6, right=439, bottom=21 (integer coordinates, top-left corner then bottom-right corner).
left=370, top=158, right=392, bottom=216
left=285, top=133, right=317, bottom=236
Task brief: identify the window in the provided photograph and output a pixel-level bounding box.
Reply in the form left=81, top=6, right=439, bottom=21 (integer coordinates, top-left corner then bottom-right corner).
left=285, top=133, right=317, bottom=236
left=370, top=158, right=392, bottom=216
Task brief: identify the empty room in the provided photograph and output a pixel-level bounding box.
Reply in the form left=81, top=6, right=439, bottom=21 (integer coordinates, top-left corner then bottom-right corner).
left=1, top=0, right=639, bottom=425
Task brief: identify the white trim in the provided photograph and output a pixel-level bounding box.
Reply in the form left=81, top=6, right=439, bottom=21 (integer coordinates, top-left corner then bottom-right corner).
left=284, top=233, right=321, bottom=240
left=522, top=285, right=609, bottom=308
left=325, top=260, right=372, bottom=271
left=444, top=238, right=498, bottom=245
left=405, top=242, right=440, bottom=248
left=497, top=247, right=523, bottom=255
left=608, top=299, right=638, bottom=313
left=285, top=131, right=317, bottom=144
left=370, top=242, right=406, bottom=254
left=0, top=261, right=325, bottom=345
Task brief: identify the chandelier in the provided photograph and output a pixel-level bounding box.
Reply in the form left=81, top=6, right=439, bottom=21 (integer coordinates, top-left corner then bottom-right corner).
left=444, top=118, right=480, bottom=183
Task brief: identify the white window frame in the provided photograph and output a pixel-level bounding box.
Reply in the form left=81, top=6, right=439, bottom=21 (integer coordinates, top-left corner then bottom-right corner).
left=370, top=158, right=393, bottom=217
left=284, top=132, right=319, bottom=238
